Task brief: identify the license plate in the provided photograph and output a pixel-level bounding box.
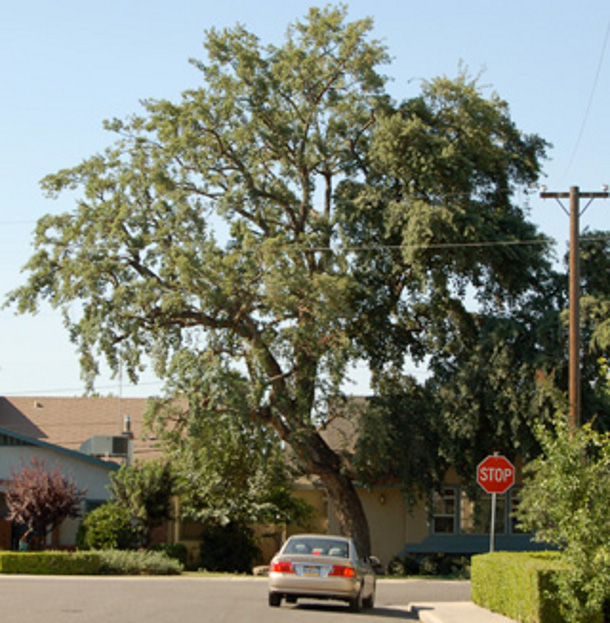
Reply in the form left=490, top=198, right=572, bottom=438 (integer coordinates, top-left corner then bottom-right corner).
left=303, top=565, right=320, bottom=576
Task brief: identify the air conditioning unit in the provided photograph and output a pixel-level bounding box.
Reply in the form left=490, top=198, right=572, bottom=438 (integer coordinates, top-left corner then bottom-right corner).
left=80, top=435, right=130, bottom=458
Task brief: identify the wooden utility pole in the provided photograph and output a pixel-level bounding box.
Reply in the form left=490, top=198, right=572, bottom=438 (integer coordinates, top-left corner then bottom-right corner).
left=540, top=186, right=609, bottom=429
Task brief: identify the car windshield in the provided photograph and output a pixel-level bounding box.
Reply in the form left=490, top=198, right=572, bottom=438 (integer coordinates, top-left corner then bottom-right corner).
left=283, top=537, right=349, bottom=558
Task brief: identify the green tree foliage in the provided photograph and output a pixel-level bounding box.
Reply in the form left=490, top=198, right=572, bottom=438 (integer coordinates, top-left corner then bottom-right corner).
left=516, top=417, right=610, bottom=622
left=6, top=457, right=86, bottom=547
left=336, top=71, right=550, bottom=374
left=579, top=232, right=610, bottom=410
left=149, top=398, right=312, bottom=527
left=424, top=279, right=568, bottom=484
left=77, top=503, right=141, bottom=551
left=6, top=6, right=551, bottom=554
left=354, top=374, right=444, bottom=501
left=337, top=70, right=554, bottom=490
left=108, top=460, right=174, bottom=546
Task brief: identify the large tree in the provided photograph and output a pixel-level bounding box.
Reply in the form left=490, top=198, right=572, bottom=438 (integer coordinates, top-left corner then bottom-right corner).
left=7, top=6, right=550, bottom=555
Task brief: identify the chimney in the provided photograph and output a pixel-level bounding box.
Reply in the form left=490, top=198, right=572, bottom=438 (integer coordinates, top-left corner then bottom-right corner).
left=122, top=415, right=133, bottom=438
left=122, top=414, right=134, bottom=466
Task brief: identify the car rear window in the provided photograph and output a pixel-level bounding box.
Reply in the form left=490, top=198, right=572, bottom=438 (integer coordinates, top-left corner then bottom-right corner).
left=283, top=537, right=349, bottom=558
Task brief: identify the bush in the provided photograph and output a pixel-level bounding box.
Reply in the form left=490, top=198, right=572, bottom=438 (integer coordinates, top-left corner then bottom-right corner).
left=0, top=551, right=101, bottom=575
left=98, top=549, right=183, bottom=575
left=387, top=554, right=420, bottom=576
left=387, top=553, right=470, bottom=578
left=77, top=503, right=140, bottom=550
left=150, top=543, right=188, bottom=567
left=420, top=553, right=470, bottom=578
left=199, top=522, right=260, bottom=573
left=516, top=419, right=610, bottom=622
left=471, top=552, right=603, bottom=623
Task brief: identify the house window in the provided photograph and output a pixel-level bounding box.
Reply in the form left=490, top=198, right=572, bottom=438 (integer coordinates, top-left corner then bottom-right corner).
left=432, top=487, right=457, bottom=534
left=459, top=490, right=506, bottom=534
left=0, top=433, right=30, bottom=447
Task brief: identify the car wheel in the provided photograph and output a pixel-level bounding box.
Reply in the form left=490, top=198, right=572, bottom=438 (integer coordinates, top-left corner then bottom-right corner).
left=362, top=585, right=375, bottom=610
left=349, top=588, right=363, bottom=613
left=268, top=592, right=281, bottom=607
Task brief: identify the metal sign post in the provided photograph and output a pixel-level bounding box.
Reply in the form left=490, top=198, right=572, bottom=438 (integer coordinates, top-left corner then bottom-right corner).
left=489, top=492, right=497, bottom=553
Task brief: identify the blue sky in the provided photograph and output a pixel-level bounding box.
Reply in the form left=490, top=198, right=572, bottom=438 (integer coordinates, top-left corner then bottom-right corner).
left=1, top=0, right=609, bottom=397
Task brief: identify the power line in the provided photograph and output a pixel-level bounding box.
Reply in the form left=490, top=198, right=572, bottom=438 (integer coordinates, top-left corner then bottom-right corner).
left=561, top=20, right=610, bottom=182
left=2, top=380, right=162, bottom=397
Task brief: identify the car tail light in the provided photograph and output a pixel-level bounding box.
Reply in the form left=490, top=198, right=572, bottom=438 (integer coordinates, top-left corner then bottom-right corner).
left=329, top=565, right=356, bottom=578
left=271, top=560, right=295, bottom=574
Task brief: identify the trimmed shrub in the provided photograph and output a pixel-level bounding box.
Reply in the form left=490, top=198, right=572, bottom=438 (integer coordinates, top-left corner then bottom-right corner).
left=77, top=503, right=140, bottom=551
left=0, top=550, right=182, bottom=576
left=471, top=552, right=604, bottom=623
left=0, top=551, right=101, bottom=575
left=98, top=549, right=183, bottom=575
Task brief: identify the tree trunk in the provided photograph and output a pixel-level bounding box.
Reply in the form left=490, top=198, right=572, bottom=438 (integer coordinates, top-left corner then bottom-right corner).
left=317, top=469, right=371, bottom=558
left=284, top=426, right=372, bottom=557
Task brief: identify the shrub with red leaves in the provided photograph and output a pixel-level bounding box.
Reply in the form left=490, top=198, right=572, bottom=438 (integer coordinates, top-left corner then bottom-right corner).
left=6, top=457, right=86, bottom=547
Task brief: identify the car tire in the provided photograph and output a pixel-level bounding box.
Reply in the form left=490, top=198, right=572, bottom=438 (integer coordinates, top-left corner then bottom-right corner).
left=349, top=588, right=363, bottom=613
left=268, top=592, right=281, bottom=607
left=362, top=585, right=375, bottom=610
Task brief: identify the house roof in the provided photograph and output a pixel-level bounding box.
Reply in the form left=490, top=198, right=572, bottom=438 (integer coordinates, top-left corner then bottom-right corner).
left=0, top=396, right=162, bottom=462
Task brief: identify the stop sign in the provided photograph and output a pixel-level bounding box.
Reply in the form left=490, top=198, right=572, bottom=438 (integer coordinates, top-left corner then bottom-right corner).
left=477, top=455, right=515, bottom=494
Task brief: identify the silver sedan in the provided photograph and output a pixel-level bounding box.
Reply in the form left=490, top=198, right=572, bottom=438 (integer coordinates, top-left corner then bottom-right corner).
left=268, top=534, right=376, bottom=612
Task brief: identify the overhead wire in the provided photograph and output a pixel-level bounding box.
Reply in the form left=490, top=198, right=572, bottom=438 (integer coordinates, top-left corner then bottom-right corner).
left=560, top=20, right=610, bottom=182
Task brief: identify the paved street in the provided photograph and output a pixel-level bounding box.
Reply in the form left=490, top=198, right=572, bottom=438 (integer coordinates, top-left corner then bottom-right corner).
left=0, top=576, right=471, bottom=623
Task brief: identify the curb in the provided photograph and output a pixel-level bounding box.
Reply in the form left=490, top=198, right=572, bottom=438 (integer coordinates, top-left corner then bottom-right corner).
left=408, top=602, right=518, bottom=623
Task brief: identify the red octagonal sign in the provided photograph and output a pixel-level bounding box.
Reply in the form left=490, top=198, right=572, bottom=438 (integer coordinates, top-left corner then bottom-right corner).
left=477, top=455, right=515, bottom=494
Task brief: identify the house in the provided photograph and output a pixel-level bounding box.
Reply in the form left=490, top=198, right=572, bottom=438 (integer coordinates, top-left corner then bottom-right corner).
left=0, top=396, right=160, bottom=550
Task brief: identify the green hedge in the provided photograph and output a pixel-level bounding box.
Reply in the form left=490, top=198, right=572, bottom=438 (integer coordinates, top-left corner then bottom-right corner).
left=471, top=552, right=603, bottom=623
left=0, top=550, right=183, bottom=576
left=98, top=549, right=183, bottom=575
left=0, top=551, right=101, bottom=575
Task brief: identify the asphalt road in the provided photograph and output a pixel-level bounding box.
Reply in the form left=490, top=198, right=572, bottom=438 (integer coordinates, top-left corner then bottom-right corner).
left=0, top=575, right=471, bottom=623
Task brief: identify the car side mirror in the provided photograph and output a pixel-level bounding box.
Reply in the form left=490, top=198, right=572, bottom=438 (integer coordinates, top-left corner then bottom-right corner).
left=367, top=555, right=383, bottom=573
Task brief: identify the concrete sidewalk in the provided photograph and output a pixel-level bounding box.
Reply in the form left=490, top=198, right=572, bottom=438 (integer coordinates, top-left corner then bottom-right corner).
left=409, top=602, right=518, bottom=623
